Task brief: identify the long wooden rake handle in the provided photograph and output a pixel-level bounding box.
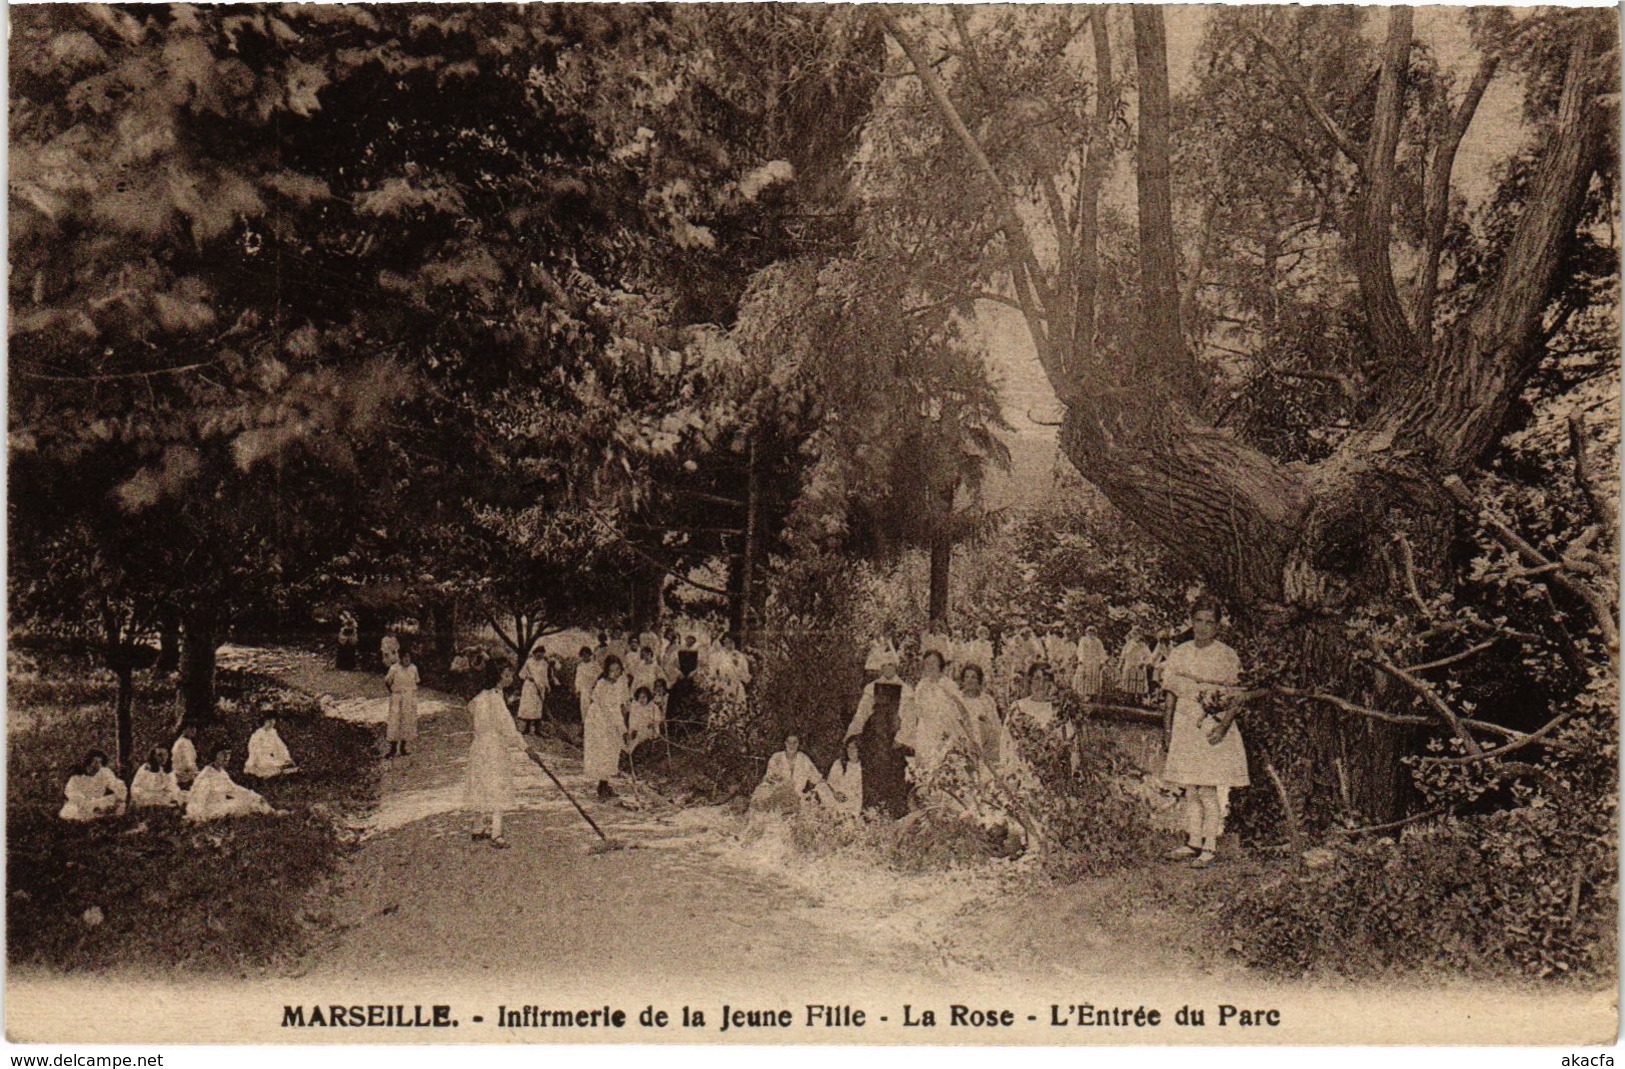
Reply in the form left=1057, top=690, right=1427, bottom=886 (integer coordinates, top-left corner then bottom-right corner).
left=524, top=748, right=609, bottom=842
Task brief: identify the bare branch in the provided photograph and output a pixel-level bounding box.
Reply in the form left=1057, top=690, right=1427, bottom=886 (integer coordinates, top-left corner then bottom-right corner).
left=1401, top=638, right=1499, bottom=673
left=1417, top=52, right=1499, bottom=346
left=1262, top=687, right=1430, bottom=726
left=1568, top=412, right=1616, bottom=542
left=1332, top=805, right=1454, bottom=836
left=1443, top=474, right=1618, bottom=664
left=1274, top=369, right=1363, bottom=405
left=1365, top=640, right=1484, bottom=754
left=1419, top=710, right=1575, bottom=766
left=1248, top=30, right=1364, bottom=167
left=880, top=12, right=1068, bottom=398
left=1390, top=532, right=1433, bottom=618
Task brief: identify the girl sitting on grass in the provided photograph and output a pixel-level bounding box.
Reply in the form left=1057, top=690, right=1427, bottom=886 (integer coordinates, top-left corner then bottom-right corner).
left=59, top=750, right=127, bottom=822
left=186, top=745, right=284, bottom=821
left=131, top=745, right=186, bottom=809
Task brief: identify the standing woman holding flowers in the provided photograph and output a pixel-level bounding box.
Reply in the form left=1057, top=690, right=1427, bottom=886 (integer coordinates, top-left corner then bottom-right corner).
left=1159, top=598, right=1247, bottom=868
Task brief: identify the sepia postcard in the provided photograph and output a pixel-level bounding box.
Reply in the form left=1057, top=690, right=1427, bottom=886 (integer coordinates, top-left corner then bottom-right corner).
left=7, top=1, right=1619, bottom=1048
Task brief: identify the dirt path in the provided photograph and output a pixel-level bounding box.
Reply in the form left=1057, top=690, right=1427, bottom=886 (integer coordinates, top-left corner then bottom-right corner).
left=238, top=645, right=1221, bottom=991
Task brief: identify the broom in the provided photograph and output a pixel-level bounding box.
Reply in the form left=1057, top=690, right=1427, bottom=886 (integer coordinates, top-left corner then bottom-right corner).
left=524, top=748, right=627, bottom=853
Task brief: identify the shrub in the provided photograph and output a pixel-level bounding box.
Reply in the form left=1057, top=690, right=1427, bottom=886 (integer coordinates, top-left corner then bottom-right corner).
left=910, top=699, right=1161, bottom=880
left=784, top=803, right=998, bottom=874
left=1210, top=806, right=1617, bottom=982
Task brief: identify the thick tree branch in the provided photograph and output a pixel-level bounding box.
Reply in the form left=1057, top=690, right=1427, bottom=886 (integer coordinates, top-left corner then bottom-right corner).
left=1364, top=639, right=1483, bottom=754
left=1354, top=7, right=1421, bottom=365
left=1130, top=5, right=1192, bottom=395
left=1416, top=52, right=1499, bottom=347
left=1248, top=30, right=1364, bottom=167
left=1069, top=7, right=1115, bottom=365
left=881, top=12, right=1068, bottom=399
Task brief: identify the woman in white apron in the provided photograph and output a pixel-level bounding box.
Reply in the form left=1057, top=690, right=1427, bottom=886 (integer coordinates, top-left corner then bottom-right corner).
left=1160, top=601, right=1247, bottom=868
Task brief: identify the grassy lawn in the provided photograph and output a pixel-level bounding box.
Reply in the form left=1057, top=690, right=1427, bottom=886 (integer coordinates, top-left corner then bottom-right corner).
left=7, top=645, right=377, bottom=975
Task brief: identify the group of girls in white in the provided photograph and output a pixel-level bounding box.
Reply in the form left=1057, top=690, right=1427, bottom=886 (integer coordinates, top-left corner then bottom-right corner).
left=877, top=621, right=1175, bottom=707
left=60, top=713, right=298, bottom=824
left=778, top=602, right=1248, bottom=866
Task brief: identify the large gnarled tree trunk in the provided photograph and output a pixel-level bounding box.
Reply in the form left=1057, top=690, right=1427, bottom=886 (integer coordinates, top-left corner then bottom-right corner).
left=885, top=5, right=1611, bottom=822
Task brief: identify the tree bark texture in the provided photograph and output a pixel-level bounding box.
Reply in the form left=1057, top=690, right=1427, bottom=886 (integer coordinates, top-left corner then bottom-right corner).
left=180, top=606, right=219, bottom=726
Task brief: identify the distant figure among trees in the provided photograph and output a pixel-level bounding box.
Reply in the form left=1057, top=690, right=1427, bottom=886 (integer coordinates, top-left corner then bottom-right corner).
left=1072, top=625, right=1108, bottom=700
left=385, top=647, right=422, bottom=756
left=1118, top=628, right=1153, bottom=702
left=170, top=724, right=200, bottom=789
left=516, top=646, right=550, bottom=738
left=336, top=610, right=359, bottom=671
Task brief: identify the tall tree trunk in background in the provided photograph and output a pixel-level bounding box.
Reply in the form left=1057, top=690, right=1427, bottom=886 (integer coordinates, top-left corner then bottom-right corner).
left=725, top=548, right=747, bottom=642
left=113, top=662, right=135, bottom=775
left=887, top=6, right=1609, bottom=824
left=154, top=601, right=180, bottom=675
left=180, top=605, right=219, bottom=726
left=740, top=431, right=763, bottom=645
left=927, top=483, right=955, bottom=623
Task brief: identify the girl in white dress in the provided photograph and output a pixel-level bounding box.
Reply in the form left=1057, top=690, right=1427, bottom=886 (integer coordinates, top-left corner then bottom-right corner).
left=60, top=751, right=127, bottom=821
left=1072, top=625, right=1108, bottom=700
left=625, top=686, right=663, bottom=754
left=999, top=664, right=1071, bottom=784
left=170, top=724, right=200, bottom=789
left=957, top=665, right=1003, bottom=776
left=749, top=733, right=825, bottom=814
left=186, top=746, right=279, bottom=821
left=824, top=739, right=864, bottom=817
left=465, top=661, right=524, bottom=849
left=516, top=646, right=549, bottom=737
left=244, top=714, right=299, bottom=778
left=1160, top=601, right=1247, bottom=868
left=629, top=646, right=661, bottom=698
left=1118, top=628, right=1153, bottom=700
left=385, top=647, right=422, bottom=755
left=585, top=656, right=630, bottom=800
left=244, top=715, right=297, bottom=778
left=572, top=647, right=599, bottom=722
left=903, top=650, right=970, bottom=778
left=130, top=746, right=186, bottom=809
